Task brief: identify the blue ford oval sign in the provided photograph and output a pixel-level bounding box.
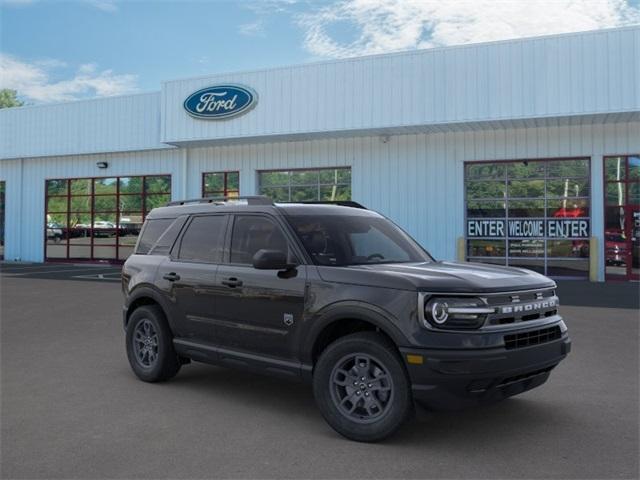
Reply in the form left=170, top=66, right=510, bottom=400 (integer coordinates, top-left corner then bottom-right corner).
left=183, top=84, right=257, bottom=120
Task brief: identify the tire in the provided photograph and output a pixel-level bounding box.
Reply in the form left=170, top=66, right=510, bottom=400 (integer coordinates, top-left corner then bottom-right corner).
left=125, top=305, right=181, bottom=382
left=313, top=332, right=413, bottom=442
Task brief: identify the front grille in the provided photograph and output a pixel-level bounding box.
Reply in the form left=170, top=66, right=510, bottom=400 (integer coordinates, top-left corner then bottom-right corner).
left=485, top=288, right=558, bottom=326
left=504, top=326, right=561, bottom=350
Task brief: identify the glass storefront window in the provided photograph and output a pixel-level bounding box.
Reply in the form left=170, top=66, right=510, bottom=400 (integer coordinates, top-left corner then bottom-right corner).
left=465, top=163, right=506, bottom=180
left=604, top=155, right=640, bottom=280
left=45, top=175, right=170, bottom=262
left=606, top=183, right=626, bottom=205
left=547, top=159, right=589, bottom=178
left=507, top=200, right=545, bottom=218
left=507, top=161, right=545, bottom=179
left=0, top=181, right=4, bottom=259
left=466, top=181, right=506, bottom=199
left=258, top=167, right=351, bottom=202
left=467, top=240, right=506, bottom=257
left=465, top=158, right=591, bottom=278
left=202, top=171, right=240, bottom=198
left=605, top=157, right=626, bottom=181
left=94, top=178, right=117, bottom=194
left=466, top=200, right=506, bottom=218
left=546, top=178, right=590, bottom=197
left=629, top=156, right=640, bottom=180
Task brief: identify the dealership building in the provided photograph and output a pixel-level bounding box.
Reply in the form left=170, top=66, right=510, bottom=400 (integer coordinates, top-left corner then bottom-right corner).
left=0, top=26, right=638, bottom=281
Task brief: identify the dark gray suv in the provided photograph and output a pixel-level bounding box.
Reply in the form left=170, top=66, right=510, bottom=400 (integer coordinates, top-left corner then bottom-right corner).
left=122, top=196, right=570, bottom=442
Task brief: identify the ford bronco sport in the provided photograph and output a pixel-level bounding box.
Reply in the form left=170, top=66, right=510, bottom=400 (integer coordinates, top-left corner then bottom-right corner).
left=122, top=196, right=571, bottom=442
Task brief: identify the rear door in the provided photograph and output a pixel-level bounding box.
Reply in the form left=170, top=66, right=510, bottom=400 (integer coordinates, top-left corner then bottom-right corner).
left=158, top=214, right=229, bottom=343
left=213, top=214, right=307, bottom=361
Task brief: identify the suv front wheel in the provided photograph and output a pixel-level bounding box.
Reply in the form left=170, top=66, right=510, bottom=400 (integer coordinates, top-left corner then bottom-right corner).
left=126, top=305, right=181, bottom=382
left=313, top=332, right=413, bottom=442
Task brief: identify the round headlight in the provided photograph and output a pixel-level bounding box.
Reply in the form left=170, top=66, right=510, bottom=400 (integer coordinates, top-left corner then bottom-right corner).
left=429, top=300, right=449, bottom=324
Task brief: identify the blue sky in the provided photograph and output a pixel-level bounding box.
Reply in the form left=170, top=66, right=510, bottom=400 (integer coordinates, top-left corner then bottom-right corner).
left=1, top=0, right=639, bottom=104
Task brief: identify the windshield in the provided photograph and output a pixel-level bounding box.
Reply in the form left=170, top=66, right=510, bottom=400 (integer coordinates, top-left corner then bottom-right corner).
left=286, top=214, right=432, bottom=266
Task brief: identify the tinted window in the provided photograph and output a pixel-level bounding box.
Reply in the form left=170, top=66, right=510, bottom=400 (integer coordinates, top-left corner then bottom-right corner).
left=230, top=216, right=289, bottom=264
left=287, top=214, right=430, bottom=266
left=149, top=216, right=187, bottom=255
left=136, top=218, right=174, bottom=254
left=178, top=215, right=227, bottom=263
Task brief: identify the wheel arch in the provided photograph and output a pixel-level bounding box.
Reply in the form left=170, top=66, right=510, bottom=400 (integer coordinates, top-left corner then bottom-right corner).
left=302, top=302, right=409, bottom=369
left=125, top=286, right=172, bottom=331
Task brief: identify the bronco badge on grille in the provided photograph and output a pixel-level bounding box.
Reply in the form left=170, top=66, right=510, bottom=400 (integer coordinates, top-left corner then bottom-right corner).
left=500, top=298, right=557, bottom=314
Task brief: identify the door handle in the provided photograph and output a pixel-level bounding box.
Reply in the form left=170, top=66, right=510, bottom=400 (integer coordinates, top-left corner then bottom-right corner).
left=221, top=277, right=243, bottom=288
left=163, top=272, right=180, bottom=282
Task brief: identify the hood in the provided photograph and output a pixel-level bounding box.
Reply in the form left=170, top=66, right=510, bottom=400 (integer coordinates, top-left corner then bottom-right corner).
left=316, top=261, right=555, bottom=293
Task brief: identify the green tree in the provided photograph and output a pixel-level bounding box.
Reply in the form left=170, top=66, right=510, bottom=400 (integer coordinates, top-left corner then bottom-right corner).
left=0, top=89, right=24, bottom=109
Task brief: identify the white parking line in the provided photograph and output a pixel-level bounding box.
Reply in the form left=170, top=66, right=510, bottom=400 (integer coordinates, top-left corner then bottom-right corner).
left=1, top=267, right=121, bottom=276
left=72, top=273, right=121, bottom=281
left=0, top=266, right=82, bottom=274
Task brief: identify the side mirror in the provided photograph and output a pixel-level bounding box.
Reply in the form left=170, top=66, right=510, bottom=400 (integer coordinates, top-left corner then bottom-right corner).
left=252, top=249, right=293, bottom=270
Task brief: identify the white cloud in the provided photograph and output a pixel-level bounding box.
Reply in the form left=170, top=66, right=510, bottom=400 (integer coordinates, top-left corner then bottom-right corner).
left=244, top=0, right=298, bottom=15
left=239, top=19, right=265, bottom=37
left=0, top=53, right=138, bottom=103
left=298, top=0, right=640, bottom=58
left=83, top=0, right=118, bottom=12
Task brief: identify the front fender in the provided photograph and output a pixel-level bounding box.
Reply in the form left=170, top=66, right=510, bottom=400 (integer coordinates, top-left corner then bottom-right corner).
left=298, top=300, right=410, bottom=366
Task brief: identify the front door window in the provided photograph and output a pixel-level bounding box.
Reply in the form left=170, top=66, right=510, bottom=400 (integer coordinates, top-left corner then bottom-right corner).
left=604, top=155, right=640, bottom=280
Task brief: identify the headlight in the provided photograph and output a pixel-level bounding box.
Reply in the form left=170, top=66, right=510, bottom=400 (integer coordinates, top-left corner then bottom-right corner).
left=421, top=296, right=494, bottom=329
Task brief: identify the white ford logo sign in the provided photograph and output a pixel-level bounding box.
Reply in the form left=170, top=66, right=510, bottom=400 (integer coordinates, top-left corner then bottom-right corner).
left=183, top=85, right=257, bottom=120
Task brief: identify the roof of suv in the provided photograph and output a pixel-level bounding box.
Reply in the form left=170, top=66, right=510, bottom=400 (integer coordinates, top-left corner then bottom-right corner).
left=145, top=197, right=379, bottom=220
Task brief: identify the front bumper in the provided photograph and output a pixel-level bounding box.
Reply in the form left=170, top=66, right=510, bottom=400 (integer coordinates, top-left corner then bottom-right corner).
left=400, top=332, right=571, bottom=410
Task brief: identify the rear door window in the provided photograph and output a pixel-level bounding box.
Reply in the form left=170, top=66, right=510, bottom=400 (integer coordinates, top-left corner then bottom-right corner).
left=136, top=218, right=174, bottom=254
left=177, top=215, right=227, bottom=263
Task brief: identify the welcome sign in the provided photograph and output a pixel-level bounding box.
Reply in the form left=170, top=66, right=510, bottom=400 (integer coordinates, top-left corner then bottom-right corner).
left=184, top=85, right=257, bottom=120
left=467, top=219, right=590, bottom=238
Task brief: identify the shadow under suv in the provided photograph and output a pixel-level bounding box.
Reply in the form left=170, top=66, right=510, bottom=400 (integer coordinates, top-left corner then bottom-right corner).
left=122, top=196, right=571, bottom=442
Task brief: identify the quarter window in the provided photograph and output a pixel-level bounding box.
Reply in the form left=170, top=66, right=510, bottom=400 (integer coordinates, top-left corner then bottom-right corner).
left=465, top=159, right=591, bottom=278
left=178, top=215, right=227, bottom=263
left=136, top=219, right=174, bottom=254
left=258, top=167, right=351, bottom=202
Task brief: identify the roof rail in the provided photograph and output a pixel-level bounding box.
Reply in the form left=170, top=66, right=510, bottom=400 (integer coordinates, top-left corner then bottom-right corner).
left=166, top=195, right=274, bottom=207
left=293, top=200, right=367, bottom=209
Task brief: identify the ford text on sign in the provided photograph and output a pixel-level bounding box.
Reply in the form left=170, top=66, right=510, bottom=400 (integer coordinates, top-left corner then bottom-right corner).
left=184, top=85, right=257, bottom=119
left=467, top=219, right=589, bottom=238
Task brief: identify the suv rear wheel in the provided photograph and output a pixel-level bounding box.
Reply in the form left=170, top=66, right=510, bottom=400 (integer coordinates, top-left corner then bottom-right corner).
left=126, top=305, right=181, bottom=382
left=313, top=332, right=412, bottom=442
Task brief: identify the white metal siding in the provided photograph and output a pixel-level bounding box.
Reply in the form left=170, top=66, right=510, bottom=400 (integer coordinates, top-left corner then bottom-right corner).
left=184, top=121, right=639, bottom=280
left=1, top=122, right=638, bottom=281
left=162, top=27, right=640, bottom=145
left=0, top=93, right=169, bottom=160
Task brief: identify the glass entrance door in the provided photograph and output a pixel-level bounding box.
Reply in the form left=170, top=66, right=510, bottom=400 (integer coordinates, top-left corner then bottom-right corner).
left=604, top=155, right=639, bottom=280
left=631, top=205, right=639, bottom=279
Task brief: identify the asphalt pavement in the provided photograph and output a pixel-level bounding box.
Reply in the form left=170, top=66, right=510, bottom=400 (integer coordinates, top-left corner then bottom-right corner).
left=1, top=264, right=638, bottom=479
